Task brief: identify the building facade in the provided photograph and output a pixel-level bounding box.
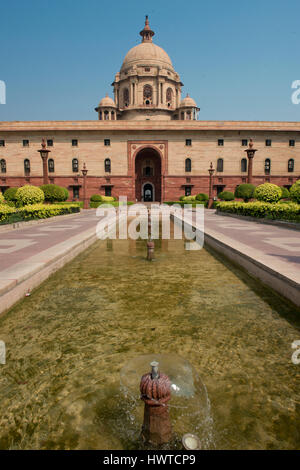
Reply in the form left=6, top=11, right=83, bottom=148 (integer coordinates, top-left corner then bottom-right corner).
left=0, top=17, right=299, bottom=202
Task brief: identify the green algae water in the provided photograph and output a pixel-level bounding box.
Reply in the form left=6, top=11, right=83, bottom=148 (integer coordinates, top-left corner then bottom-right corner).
left=0, top=224, right=299, bottom=450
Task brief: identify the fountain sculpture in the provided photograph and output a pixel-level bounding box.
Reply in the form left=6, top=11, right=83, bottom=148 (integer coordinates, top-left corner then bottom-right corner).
left=140, top=361, right=172, bottom=445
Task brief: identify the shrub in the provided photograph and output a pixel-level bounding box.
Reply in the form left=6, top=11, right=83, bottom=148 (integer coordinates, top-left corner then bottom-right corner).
left=196, top=193, right=209, bottom=202
left=180, top=195, right=196, bottom=202
left=90, top=194, right=102, bottom=202
left=218, top=191, right=234, bottom=201
left=254, top=183, right=282, bottom=203
left=280, top=186, right=290, bottom=199
left=217, top=200, right=300, bottom=222
left=0, top=203, right=80, bottom=225
left=234, top=183, right=256, bottom=202
left=290, top=180, right=300, bottom=203
left=40, top=184, right=66, bottom=202
left=100, top=196, right=115, bottom=202
left=62, top=187, right=69, bottom=201
left=3, top=187, right=18, bottom=203
left=16, top=185, right=45, bottom=206
left=0, top=193, right=4, bottom=204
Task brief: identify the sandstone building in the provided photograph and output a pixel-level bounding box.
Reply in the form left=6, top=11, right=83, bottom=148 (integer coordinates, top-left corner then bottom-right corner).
left=0, top=17, right=299, bottom=202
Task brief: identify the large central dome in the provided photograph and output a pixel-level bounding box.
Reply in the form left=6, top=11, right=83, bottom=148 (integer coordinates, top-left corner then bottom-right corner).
left=121, top=42, right=174, bottom=72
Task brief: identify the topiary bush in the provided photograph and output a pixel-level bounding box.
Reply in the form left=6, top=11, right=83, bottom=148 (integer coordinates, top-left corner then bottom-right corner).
left=40, top=184, right=66, bottom=202
left=90, top=194, right=102, bottom=202
left=16, top=185, right=45, bottom=206
left=217, top=200, right=300, bottom=222
left=196, top=193, right=209, bottom=202
left=290, top=180, right=300, bottom=203
left=280, top=186, right=290, bottom=199
left=0, top=192, right=5, bottom=204
left=254, top=183, right=282, bottom=203
left=218, top=191, right=235, bottom=201
left=3, top=187, right=19, bottom=204
left=234, top=183, right=256, bottom=202
left=62, top=187, right=69, bottom=201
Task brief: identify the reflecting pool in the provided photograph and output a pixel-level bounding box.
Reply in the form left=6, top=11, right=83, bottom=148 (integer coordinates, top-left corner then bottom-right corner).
left=0, top=224, right=299, bottom=449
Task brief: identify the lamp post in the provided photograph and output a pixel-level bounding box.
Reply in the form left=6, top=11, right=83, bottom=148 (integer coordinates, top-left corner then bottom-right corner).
left=37, top=138, right=50, bottom=185
left=208, top=162, right=215, bottom=209
left=245, top=139, right=257, bottom=185
left=81, top=163, right=88, bottom=209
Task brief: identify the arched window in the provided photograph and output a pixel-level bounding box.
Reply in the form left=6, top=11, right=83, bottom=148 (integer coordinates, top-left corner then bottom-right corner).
left=104, top=110, right=109, bottom=120
left=241, top=158, right=247, bottom=172
left=0, top=159, right=6, bottom=173
left=288, top=158, right=294, bottom=172
left=181, top=112, right=184, bottom=120
left=186, top=110, right=192, bottom=120
left=111, top=111, right=115, bottom=120
left=166, top=87, right=173, bottom=107
left=105, top=158, right=111, bottom=173
left=264, top=158, right=271, bottom=175
left=217, top=158, right=224, bottom=172
left=143, top=85, right=153, bottom=105
left=185, top=158, right=191, bottom=172
left=48, top=158, right=55, bottom=173
left=123, top=88, right=129, bottom=107
left=24, top=159, right=30, bottom=175
left=72, top=158, right=79, bottom=173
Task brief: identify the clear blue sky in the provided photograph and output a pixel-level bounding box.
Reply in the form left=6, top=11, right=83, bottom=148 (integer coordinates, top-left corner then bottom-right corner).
left=0, top=0, right=299, bottom=122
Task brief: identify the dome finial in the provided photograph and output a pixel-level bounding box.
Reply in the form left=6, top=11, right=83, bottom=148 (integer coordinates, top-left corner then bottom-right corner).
left=140, top=15, right=155, bottom=43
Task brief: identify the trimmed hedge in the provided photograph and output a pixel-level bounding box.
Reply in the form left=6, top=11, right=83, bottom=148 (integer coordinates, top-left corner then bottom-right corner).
left=218, top=191, right=234, bottom=201
left=254, top=183, right=282, bottom=203
left=217, top=200, right=300, bottom=222
left=90, top=201, right=134, bottom=208
left=16, top=185, right=45, bottom=206
left=234, top=183, right=256, bottom=202
left=290, top=180, right=300, bottom=203
left=0, top=203, right=80, bottom=225
left=280, top=186, right=290, bottom=199
left=40, top=184, right=67, bottom=202
left=196, top=193, right=209, bottom=202
left=3, top=187, right=18, bottom=203
left=0, top=193, right=4, bottom=204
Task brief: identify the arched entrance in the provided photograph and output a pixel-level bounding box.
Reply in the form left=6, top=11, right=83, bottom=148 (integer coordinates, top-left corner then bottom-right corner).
left=135, top=147, right=161, bottom=202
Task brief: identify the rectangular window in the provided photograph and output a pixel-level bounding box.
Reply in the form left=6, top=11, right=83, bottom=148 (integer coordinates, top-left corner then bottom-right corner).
left=73, top=187, right=79, bottom=199
left=218, top=139, right=224, bottom=146
left=0, top=140, right=5, bottom=147
left=72, top=139, right=78, bottom=147
left=105, top=187, right=112, bottom=197
left=265, top=139, right=272, bottom=146
left=47, top=139, right=53, bottom=147
left=104, top=139, right=110, bottom=146
left=185, top=139, right=192, bottom=146
left=289, top=140, right=295, bottom=147
left=185, top=186, right=191, bottom=197
left=23, top=140, right=29, bottom=147
left=242, top=139, right=248, bottom=146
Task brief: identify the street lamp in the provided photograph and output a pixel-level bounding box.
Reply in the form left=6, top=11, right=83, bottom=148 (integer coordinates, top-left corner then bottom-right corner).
left=81, top=162, right=88, bottom=209
left=245, top=139, right=257, bottom=185
left=37, top=138, right=51, bottom=185
left=208, top=162, right=215, bottom=209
